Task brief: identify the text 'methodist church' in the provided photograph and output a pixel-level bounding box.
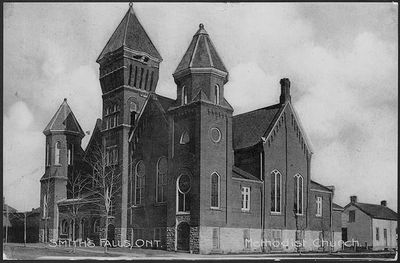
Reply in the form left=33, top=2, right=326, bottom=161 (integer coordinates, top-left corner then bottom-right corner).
left=39, top=4, right=342, bottom=254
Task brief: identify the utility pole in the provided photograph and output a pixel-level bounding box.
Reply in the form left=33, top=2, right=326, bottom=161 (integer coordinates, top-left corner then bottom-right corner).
left=5, top=199, right=9, bottom=243
left=24, top=211, right=27, bottom=246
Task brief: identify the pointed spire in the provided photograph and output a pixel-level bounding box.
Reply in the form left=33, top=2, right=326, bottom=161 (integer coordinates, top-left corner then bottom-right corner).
left=97, top=3, right=162, bottom=63
left=43, top=99, right=85, bottom=137
left=174, top=23, right=227, bottom=75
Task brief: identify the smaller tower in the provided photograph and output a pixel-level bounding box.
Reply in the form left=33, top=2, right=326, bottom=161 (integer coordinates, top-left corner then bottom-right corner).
left=39, top=98, right=85, bottom=242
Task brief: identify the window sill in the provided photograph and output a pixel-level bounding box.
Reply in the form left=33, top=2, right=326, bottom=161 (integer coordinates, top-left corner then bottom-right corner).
left=54, top=164, right=62, bottom=167
left=176, top=212, right=190, bottom=215
left=271, top=212, right=282, bottom=216
left=316, top=215, right=322, bottom=217
left=241, top=209, right=250, bottom=213
left=210, top=207, right=221, bottom=211
left=131, top=205, right=143, bottom=209
left=154, top=202, right=166, bottom=207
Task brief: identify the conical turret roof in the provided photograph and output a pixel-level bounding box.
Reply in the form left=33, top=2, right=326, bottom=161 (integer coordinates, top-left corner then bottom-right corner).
left=43, top=98, right=85, bottom=137
left=174, top=24, right=227, bottom=74
left=97, top=5, right=162, bottom=62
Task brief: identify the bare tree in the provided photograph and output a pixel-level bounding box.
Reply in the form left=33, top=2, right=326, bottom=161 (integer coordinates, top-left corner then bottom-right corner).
left=59, top=170, right=91, bottom=253
left=85, top=145, right=122, bottom=254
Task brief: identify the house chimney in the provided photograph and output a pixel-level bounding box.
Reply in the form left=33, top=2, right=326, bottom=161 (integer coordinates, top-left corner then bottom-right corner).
left=350, top=195, right=357, bottom=203
left=279, top=78, right=291, bottom=104
left=381, top=200, right=387, bottom=207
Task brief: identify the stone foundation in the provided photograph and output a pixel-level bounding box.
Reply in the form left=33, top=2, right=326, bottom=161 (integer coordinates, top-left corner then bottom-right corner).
left=190, top=226, right=199, bottom=254
left=166, top=227, right=175, bottom=251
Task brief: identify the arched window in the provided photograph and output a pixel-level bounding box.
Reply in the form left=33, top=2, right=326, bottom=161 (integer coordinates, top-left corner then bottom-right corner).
left=156, top=157, right=168, bottom=203
left=42, top=194, right=48, bottom=219
left=271, top=170, right=281, bottom=213
left=214, top=85, right=220, bottom=105
left=211, top=172, right=220, bottom=208
left=93, top=219, right=100, bottom=233
left=134, top=160, right=145, bottom=205
left=61, top=219, right=69, bottom=234
left=67, top=144, right=73, bottom=165
left=294, top=174, right=303, bottom=215
left=129, top=100, right=138, bottom=126
left=181, top=86, right=188, bottom=105
left=55, top=141, right=61, bottom=165
left=180, top=130, right=190, bottom=144
left=177, top=173, right=191, bottom=212
left=46, top=143, right=50, bottom=166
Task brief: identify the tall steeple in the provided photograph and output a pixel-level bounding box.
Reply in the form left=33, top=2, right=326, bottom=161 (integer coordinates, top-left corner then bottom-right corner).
left=172, top=24, right=230, bottom=109
left=97, top=4, right=162, bottom=94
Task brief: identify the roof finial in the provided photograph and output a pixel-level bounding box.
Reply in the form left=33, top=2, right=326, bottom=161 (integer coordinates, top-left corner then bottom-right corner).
left=64, top=98, right=67, bottom=102
left=129, top=2, right=133, bottom=7
left=199, top=23, right=204, bottom=30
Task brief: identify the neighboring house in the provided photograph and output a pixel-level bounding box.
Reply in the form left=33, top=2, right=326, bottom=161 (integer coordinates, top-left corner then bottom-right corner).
left=3, top=199, right=40, bottom=243
left=39, top=4, right=340, bottom=254
left=342, top=196, right=397, bottom=251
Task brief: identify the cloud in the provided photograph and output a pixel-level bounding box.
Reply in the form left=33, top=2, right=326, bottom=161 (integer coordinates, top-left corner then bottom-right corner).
left=3, top=3, right=397, bottom=211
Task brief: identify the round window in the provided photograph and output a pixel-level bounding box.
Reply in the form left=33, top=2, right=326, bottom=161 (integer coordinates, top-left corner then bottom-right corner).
left=210, top=127, right=222, bottom=143
left=178, top=174, right=191, bottom=194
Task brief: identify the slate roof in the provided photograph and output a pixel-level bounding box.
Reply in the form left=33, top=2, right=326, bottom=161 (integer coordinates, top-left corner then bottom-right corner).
left=233, top=103, right=283, bottom=150
left=174, top=24, right=227, bottom=74
left=155, top=94, right=175, bottom=112
left=347, top=202, right=398, bottom=221
left=232, top=166, right=262, bottom=182
left=333, top=203, right=344, bottom=211
left=43, top=99, right=85, bottom=137
left=97, top=5, right=162, bottom=62
left=310, top=180, right=333, bottom=192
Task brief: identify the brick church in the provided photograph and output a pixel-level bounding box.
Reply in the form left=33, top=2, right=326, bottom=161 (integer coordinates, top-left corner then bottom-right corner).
left=39, top=4, right=342, bottom=254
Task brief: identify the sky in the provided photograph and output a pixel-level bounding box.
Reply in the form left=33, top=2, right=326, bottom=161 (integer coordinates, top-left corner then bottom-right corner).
left=3, top=3, right=398, bottom=212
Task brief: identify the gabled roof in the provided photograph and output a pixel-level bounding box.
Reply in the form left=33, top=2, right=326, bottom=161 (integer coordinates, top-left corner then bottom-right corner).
left=3, top=203, right=17, bottom=213
left=174, top=24, right=227, bottom=74
left=84, top=118, right=103, bottom=156
left=232, top=166, right=262, bottom=182
left=345, top=202, right=398, bottom=221
left=43, top=98, right=85, bottom=137
left=233, top=103, right=283, bottom=150
left=310, top=180, right=333, bottom=192
left=97, top=5, right=162, bottom=62
left=155, top=94, right=175, bottom=112
left=333, top=203, right=344, bottom=211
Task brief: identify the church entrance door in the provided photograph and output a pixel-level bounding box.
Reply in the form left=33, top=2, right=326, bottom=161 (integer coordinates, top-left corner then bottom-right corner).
left=177, top=222, right=190, bottom=251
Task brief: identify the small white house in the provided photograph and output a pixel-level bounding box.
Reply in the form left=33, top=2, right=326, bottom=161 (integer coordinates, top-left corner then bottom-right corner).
left=342, top=196, right=397, bottom=251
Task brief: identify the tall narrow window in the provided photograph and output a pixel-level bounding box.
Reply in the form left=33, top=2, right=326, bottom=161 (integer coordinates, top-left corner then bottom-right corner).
left=140, top=68, right=144, bottom=89
left=42, top=194, right=48, bottom=219
left=144, top=70, right=149, bottom=90
left=349, top=210, right=355, bottom=222
left=181, top=86, right=188, bottom=105
left=316, top=196, right=322, bottom=217
left=128, top=64, right=133, bottom=86
left=130, top=101, right=138, bottom=126
left=67, top=144, right=73, bottom=165
left=294, top=174, right=303, bottom=215
left=211, top=173, right=220, bottom=208
left=55, top=141, right=61, bottom=165
left=271, top=170, right=281, bottom=213
left=133, top=66, right=138, bottom=87
left=135, top=160, right=145, bottom=205
left=214, top=84, right=220, bottom=105
left=241, top=186, right=250, bottom=212
left=177, top=173, right=191, bottom=212
left=149, top=71, right=154, bottom=90
left=376, top=227, right=380, bottom=241
left=156, top=157, right=168, bottom=203
left=46, top=143, right=50, bottom=166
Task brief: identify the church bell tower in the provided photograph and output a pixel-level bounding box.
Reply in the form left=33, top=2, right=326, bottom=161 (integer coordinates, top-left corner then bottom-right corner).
left=96, top=3, right=162, bottom=243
